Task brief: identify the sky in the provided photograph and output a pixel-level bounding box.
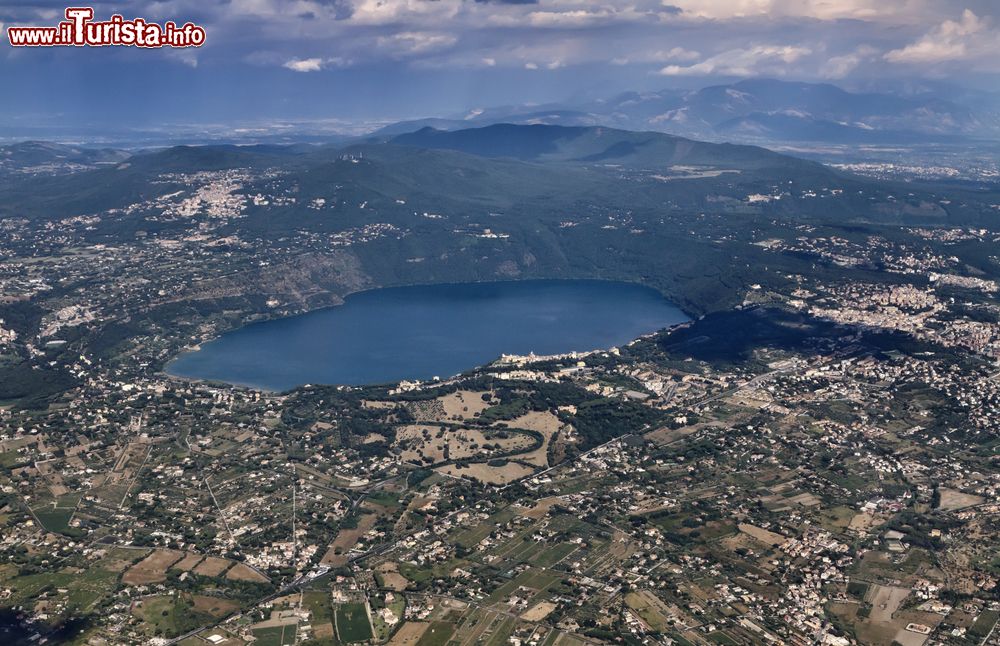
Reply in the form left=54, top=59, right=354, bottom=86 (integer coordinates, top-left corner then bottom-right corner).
left=2, top=0, right=999, bottom=136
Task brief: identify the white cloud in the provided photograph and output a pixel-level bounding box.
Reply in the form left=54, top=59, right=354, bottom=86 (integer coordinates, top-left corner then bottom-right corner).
left=376, top=31, right=457, bottom=54
left=525, top=9, right=616, bottom=27
left=484, top=2, right=680, bottom=29
left=656, top=47, right=702, bottom=62
left=615, top=47, right=702, bottom=65
left=283, top=57, right=325, bottom=72
left=350, top=0, right=461, bottom=26
left=821, top=45, right=878, bottom=78
left=659, top=44, right=811, bottom=76
left=885, top=9, right=995, bottom=64
left=281, top=56, right=353, bottom=71
left=40, top=0, right=999, bottom=82
left=175, top=51, right=199, bottom=69
left=670, top=0, right=932, bottom=22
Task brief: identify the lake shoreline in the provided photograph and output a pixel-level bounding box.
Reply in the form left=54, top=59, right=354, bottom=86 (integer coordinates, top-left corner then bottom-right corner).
left=164, top=278, right=691, bottom=392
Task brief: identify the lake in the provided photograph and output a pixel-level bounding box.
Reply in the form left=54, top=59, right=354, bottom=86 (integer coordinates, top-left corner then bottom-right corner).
left=166, top=279, right=689, bottom=391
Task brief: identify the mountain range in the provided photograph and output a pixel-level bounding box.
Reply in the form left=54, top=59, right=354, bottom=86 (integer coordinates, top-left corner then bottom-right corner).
left=0, top=123, right=852, bottom=224
left=1, top=121, right=998, bottom=342
left=2, top=122, right=993, bottom=233
left=374, top=79, right=1000, bottom=147
left=0, top=141, right=129, bottom=177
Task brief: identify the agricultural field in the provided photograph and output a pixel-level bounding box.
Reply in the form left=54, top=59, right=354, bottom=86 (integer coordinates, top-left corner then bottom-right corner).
left=336, top=601, right=373, bottom=643
left=122, top=549, right=185, bottom=585
left=252, top=623, right=297, bottom=646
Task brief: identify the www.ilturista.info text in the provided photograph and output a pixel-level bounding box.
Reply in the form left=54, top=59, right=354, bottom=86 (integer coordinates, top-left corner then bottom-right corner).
left=7, top=7, right=205, bottom=47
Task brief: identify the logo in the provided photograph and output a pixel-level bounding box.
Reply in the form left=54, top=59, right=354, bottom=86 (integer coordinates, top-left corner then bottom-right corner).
left=7, top=7, right=206, bottom=48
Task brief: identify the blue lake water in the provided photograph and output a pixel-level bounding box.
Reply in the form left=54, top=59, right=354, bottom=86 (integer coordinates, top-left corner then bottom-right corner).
left=166, top=280, right=689, bottom=391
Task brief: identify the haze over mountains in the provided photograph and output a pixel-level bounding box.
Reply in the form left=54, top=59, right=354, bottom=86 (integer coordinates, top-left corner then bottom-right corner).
left=0, top=120, right=825, bottom=184
left=2, top=79, right=998, bottom=154
left=390, top=123, right=812, bottom=171
left=0, top=124, right=834, bottom=221
left=2, top=121, right=993, bottom=233
left=376, top=79, right=1000, bottom=147
left=0, top=141, right=130, bottom=178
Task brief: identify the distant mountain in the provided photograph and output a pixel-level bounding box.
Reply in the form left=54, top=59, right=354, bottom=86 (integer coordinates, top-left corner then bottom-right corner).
left=369, top=110, right=606, bottom=139
left=0, top=132, right=606, bottom=222
left=0, top=144, right=307, bottom=220
left=603, top=79, right=989, bottom=143
left=391, top=123, right=818, bottom=172
left=376, top=79, right=999, bottom=146
left=2, top=123, right=998, bottom=330
left=368, top=118, right=475, bottom=138
left=7, top=123, right=996, bottom=236
left=0, top=141, right=130, bottom=177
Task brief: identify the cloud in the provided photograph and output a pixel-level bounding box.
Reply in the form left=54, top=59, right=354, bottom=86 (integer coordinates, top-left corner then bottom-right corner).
left=172, top=50, right=200, bottom=69
left=524, top=10, right=615, bottom=27
left=349, top=0, right=462, bottom=26
left=283, top=57, right=325, bottom=72
left=6, top=0, right=998, bottom=90
left=279, top=55, right=353, bottom=72
left=659, top=44, right=811, bottom=76
left=658, top=47, right=701, bottom=63
left=669, top=0, right=932, bottom=22
left=612, top=46, right=701, bottom=66
left=376, top=31, right=457, bottom=54
left=885, top=9, right=995, bottom=64
left=485, top=2, right=682, bottom=28
left=821, top=45, right=878, bottom=78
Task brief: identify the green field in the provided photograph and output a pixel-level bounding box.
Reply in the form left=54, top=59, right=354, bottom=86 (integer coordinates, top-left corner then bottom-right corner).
left=303, top=590, right=334, bottom=624
left=4, top=567, right=117, bottom=613
left=707, top=631, right=738, bottom=645
left=529, top=542, right=579, bottom=568
left=252, top=624, right=297, bottom=646
left=31, top=495, right=81, bottom=533
left=488, top=567, right=559, bottom=602
left=0, top=451, right=25, bottom=468
left=136, top=595, right=215, bottom=639
left=970, top=609, right=1000, bottom=640
left=416, top=621, right=455, bottom=646
left=336, top=601, right=373, bottom=643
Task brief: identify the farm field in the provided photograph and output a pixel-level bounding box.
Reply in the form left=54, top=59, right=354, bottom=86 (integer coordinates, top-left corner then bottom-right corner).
left=336, top=601, right=374, bottom=643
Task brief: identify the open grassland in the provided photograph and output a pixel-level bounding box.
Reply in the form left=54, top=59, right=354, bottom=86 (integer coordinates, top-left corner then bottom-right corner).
left=438, top=460, right=535, bottom=485
left=396, top=424, right=533, bottom=465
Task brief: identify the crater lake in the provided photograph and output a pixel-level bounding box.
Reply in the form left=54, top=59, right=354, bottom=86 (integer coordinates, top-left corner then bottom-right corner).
left=165, top=279, right=689, bottom=391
